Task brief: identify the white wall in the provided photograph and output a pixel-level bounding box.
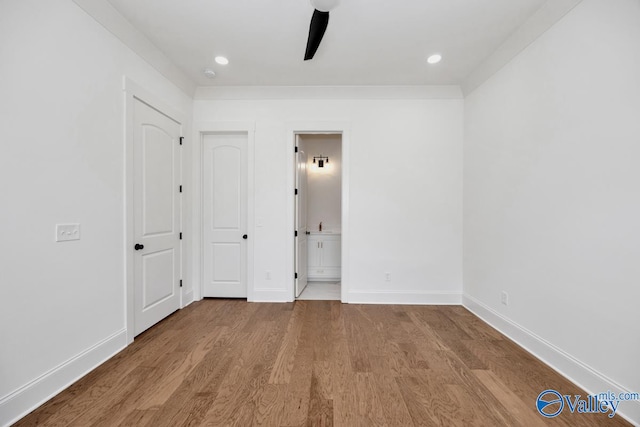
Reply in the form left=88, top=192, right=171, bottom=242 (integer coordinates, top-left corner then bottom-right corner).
left=194, top=94, right=463, bottom=304
left=464, top=0, right=640, bottom=422
left=300, top=134, right=342, bottom=233
left=0, top=1, right=192, bottom=424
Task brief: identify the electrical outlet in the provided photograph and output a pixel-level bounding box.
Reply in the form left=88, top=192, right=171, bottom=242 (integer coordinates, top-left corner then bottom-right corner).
left=56, top=224, right=80, bottom=242
left=501, top=291, right=509, bottom=306
left=266, top=271, right=271, bottom=280
left=385, top=272, right=391, bottom=282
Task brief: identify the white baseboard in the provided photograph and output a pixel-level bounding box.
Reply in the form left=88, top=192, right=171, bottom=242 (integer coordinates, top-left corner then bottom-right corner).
left=462, top=294, right=639, bottom=426
left=0, top=329, right=127, bottom=427
left=182, top=289, right=194, bottom=307
left=347, top=291, right=462, bottom=305
left=251, top=288, right=293, bottom=302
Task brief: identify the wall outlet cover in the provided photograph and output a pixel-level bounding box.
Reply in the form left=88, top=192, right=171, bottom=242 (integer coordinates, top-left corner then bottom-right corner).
left=501, top=291, right=509, bottom=306
left=56, top=224, right=81, bottom=242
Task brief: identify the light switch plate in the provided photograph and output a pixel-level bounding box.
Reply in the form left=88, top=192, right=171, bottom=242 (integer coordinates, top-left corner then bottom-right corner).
left=56, top=224, right=80, bottom=242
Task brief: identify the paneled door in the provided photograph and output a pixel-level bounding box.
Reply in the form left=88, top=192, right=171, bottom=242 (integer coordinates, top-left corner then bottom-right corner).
left=133, top=98, right=182, bottom=336
left=295, top=139, right=309, bottom=298
left=203, top=133, right=248, bottom=298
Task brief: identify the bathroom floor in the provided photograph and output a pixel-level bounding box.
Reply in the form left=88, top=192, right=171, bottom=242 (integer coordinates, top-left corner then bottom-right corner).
left=297, top=281, right=341, bottom=300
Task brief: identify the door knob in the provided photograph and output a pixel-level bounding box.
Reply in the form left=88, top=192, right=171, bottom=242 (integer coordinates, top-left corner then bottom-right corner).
left=134, top=243, right=144, bottom=250
left=242, top=234, right=248, bottom=240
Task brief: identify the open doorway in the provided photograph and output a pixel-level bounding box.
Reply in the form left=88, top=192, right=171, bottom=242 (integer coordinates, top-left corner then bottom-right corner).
left=295, top=133, right=342, bottom=300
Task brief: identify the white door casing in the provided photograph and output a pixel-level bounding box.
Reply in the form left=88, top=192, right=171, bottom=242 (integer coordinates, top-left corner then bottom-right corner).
left=132, top=98, right=182, bottom=336
left=287, top=125, right=349, bottom=303
left=202, top=132, right=248, bottom=298
left=295, top=142, right=309, bottom=298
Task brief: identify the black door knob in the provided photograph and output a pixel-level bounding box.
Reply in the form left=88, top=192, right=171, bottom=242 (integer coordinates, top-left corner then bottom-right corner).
left=134, top=243, right=144, bottom=250
left=242, top=234, right=248, bottom=240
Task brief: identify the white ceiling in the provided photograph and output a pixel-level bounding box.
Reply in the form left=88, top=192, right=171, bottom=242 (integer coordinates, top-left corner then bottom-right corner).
left=105, top=0, right=550, bottom=87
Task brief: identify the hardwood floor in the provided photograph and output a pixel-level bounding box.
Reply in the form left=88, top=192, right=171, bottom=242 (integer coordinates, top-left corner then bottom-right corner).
left=15, top=300, right=631, bottom=426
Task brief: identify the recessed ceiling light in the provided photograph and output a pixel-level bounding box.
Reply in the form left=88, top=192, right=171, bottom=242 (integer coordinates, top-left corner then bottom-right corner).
left=215, top=56, right=229, bottom=65
left=427, top=54, right=442, bottom=65
left=203, top=68, right=216, bottom=78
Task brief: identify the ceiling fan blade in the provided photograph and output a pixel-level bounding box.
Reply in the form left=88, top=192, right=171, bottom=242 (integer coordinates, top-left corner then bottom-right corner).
left=304, top=9, right=329, bottom=60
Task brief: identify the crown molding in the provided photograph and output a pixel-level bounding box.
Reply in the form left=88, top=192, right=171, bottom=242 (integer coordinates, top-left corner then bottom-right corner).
left=194, top=85, right=463, bottom=101
left=71, top=0, right=582, bottom=101
left=462, top=0, right=583, bottom=96
left=72, top=0, right=197, bottom=97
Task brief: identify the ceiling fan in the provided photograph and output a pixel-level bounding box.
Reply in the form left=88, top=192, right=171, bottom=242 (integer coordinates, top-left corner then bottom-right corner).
left=304, top=0, right=340, bottom=60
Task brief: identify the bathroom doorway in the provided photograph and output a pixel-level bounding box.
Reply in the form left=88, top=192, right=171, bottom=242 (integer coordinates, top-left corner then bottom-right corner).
left=295, top=133, right=342, bottom=300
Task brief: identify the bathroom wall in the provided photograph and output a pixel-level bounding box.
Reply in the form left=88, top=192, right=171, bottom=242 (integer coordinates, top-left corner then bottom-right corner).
left=300, top=134, right=342, bottom=233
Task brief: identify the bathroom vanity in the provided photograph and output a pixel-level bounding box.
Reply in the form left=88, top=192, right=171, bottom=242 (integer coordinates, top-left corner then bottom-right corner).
left=307, top=232, right=341, bottom=281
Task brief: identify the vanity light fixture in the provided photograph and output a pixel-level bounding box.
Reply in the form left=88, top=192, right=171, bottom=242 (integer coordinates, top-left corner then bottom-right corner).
left=313, top=156, right=329, bottom=168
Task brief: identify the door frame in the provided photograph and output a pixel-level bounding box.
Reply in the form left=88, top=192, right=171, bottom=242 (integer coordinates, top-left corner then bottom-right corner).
left=124, top=77, right=187, bottom=344
left=294, top=139, right=309, bottom=298
left=287, top=122, right=350, bottom=303
left=192, top=122, right=255, bottom=302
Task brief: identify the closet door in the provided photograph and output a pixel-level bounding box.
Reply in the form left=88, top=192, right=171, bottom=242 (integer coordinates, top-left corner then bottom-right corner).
left=202, top=132, right=248, bottom=298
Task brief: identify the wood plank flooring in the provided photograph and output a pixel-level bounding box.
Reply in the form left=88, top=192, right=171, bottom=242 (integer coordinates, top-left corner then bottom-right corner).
left=15, top=300, right=631, bottom=426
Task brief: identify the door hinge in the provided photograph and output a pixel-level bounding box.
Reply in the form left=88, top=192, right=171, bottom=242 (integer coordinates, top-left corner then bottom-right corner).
left=180, top=279, right=183, bottom=288
left=179, top=232, right=183, bottom=240
left=295, top=272, right=298, bottom=279
left=179, top=137, right=184, bottom=145
left=295, top=188, right=298, bottom=195
left=295, top=230, right=298, bottom=237
left=295, top=146, right=298, bottom=153
left=179, top=185, right=182, bottom=193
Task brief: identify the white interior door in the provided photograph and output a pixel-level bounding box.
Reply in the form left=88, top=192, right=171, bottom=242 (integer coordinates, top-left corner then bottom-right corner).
left=295, top=140, right=309, bottom=297
left=203, top=133, right=248, bottom=298
left=133, top=98, right=182, bottom=336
